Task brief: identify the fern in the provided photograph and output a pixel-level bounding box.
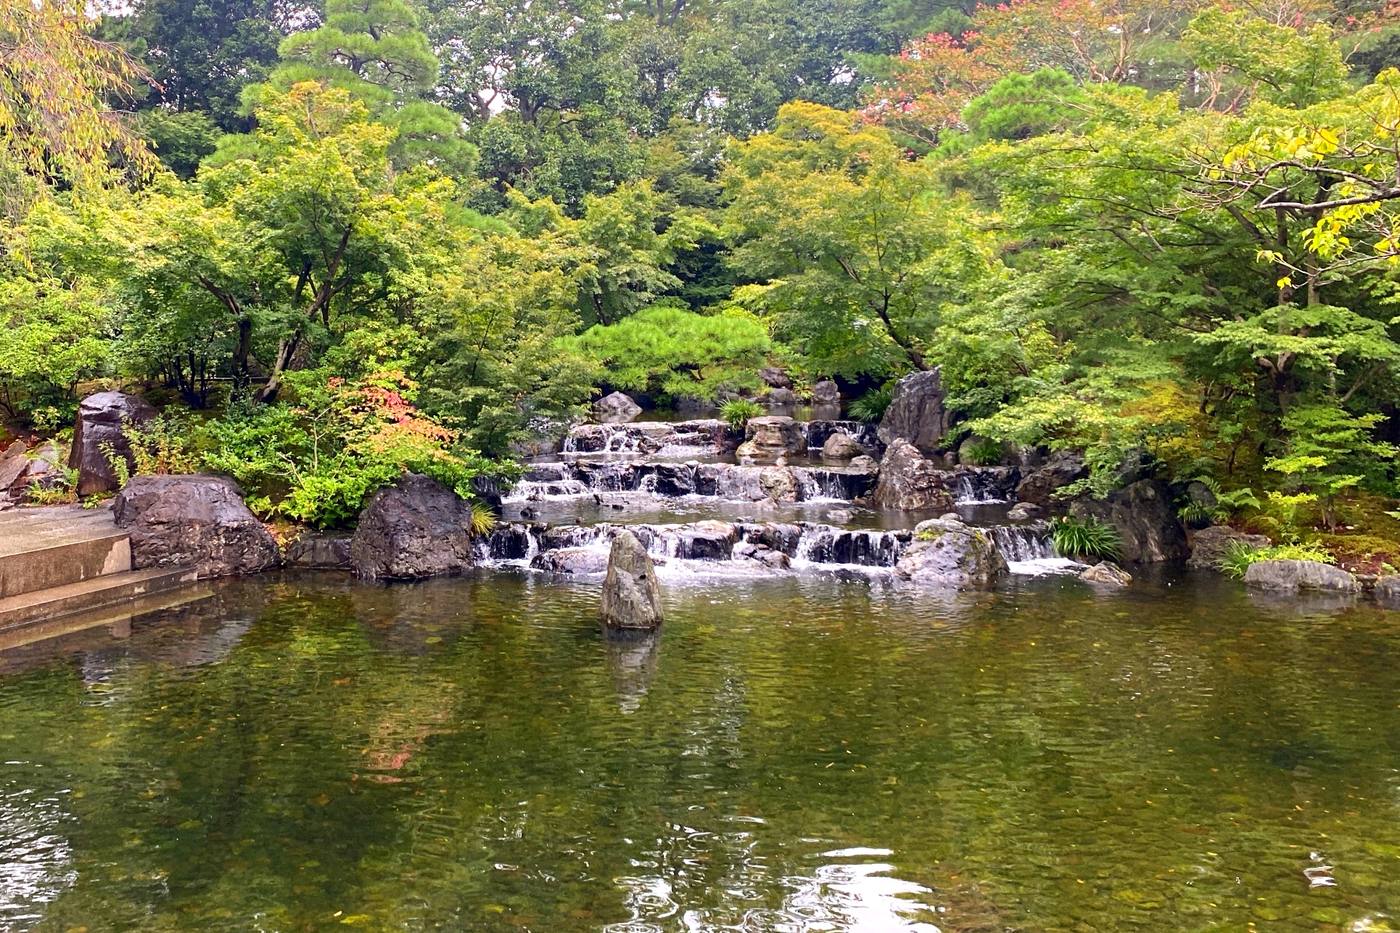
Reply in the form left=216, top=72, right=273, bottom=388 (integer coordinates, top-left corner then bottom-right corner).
left=848, top=384, right=895, bottom=423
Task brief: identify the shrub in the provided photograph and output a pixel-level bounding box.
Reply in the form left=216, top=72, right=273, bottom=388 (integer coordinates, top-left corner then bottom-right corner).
left=566, top=304, right=771, bottom=404
left=1217, top=540, right=1334, bottom=579
left=962, top=437, right=1004, bottom=466
left=203, top=371, right=504, bottom=530
left=848, top=384, right=895, bottom=424
left=719, top=398, right=764, bottom=430
left=1051, top=516, right=1122, bottom=561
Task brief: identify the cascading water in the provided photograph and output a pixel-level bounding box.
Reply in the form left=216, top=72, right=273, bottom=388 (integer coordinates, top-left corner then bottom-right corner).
left=990, top=523, right=1081, bottom=575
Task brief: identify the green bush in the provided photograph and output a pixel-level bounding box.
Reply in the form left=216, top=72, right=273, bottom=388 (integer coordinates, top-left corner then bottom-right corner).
left=1051, top=516, right=1122, bottom=562
left=203, top=371, right=503, bottom=530
left=565, top=304, right=771, bottom=404
left=719, top=398, right=764, bottom=430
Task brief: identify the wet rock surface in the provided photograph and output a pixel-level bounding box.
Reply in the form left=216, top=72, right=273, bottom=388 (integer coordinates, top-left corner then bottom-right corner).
left=285, top=533, right=353, bottom=570
left=894, top=518, right=1007, bottom=589
left=593, top=391, right=643, bottom=422
left=1244, top=559, right=1358, bottom=593
left=878, top=368, right=951, bottom=454
left=821, top=432, right=865, bottom=460
left=872, top=439, right=954, bottom=512
left=69, top=391, right=158, bottom=497
left=114, top=474, right=280, bottom=578
left=350, top=473, right=477, bottom=580
left=737, top=416, right=805, bottom=461
left=1080, top=561, right=1132, bottom=587
left=600, top=531, right=663, bottom=632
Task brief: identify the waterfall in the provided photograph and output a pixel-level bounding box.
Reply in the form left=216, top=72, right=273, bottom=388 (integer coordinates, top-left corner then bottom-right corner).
left=792, top=524, right=910, bottom=568
left=989, top=523, right=1080, bottom=575
left=952, top=467, right=1019, bottom=505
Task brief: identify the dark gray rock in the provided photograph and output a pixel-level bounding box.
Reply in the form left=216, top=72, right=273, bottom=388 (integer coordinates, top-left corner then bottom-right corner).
left=1070, top=479, right=1187, bottom=563
left=350, top=473, right=477, bottom=580
left=1188, top=526, right=1271, bottom=570
left=1080, top=561, right=1132, bottom=587
left=1374, top=575, right=1400, bottom=608
left=759, top=366, right=791, bottom=389
left=764, top=387, right=799, bottom=407
left=810, top=379, right=841, bottom=406
left=877, top=368, right=951, bottom=454
left=672, top=520, right=738, bottom=560
left=733, top=541, right=791, bottom=570
left=114, top=474, right=279, bottom=578
left=895, top=519, right=1006, bottom=589
left=601, top=531, right=663, bottom=632
left=871, top=439, right=954, bottom=512
left=1244, top=559, right=1358, bottom=593
left=69, top=391, right=157, bottom=497
left=285, top=533, right=352, bottom=570
left=593, top=391, right=643, bottom=423
left=1015, top=450, right=1087, bottom=506
left=821, top=432, right=865, bottom=460
left=736, top=416, right=804, bottom=461
left=1006, top=502, right=1042, bottom=521
left=0, top=440, right=28, bottom=492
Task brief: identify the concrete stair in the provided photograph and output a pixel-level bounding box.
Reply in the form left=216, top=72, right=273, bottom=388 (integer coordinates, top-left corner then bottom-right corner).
left=0, top=505, right=200, bottom=635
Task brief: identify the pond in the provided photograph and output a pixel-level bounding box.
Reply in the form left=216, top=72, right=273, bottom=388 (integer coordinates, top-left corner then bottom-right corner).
left=1, top=570, right=1399, bottom=931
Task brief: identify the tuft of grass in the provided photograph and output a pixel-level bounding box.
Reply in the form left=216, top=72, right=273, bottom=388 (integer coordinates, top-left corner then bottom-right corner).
left=1052, top=516, right=1122, bottom=562
left=469, top=501, right=498, bottom=536
left=719, top=398, right=764, bottom=430
left=962, top=437, right=1004, bottom=466
left=848, top=384, right=895, bottom=424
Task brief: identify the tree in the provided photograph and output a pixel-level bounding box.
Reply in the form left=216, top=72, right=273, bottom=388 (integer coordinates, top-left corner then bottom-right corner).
left=725, top=102, right=996, bottom=377
left=0, top=2, right=154, bottom=191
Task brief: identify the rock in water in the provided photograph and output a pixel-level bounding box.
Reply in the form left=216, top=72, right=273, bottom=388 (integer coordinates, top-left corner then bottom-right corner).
left=871, top=438, right=954, bottom=512
left=759, top=466, right=801, bottom=502
left=1069, top=479, right=1187, bottom=563
left=895, top=519, right=1006, bottom=589
left=114, top=474, right=280, bottom=578
left=1243, top=559, right=1358, bottom=593
left=1080, top=561, right=1132, bottom=587
left=736, top=416, right=804, bottom=461
left=1374, top=575, right=1400, bottom=608
left=821, top=432, right=865, bottom=461
left=601, top=530, right=663, bottom=632
left=877, top=368, right=951, bottom=454
left=350, top=473, right=477, bottom=580
left=69, top=391, right=158, bottom=496
left=593, top=391, right=643, bottom=423
left=1006, top=502, right=1041, bottom=521
left=1187, top=526, right=1271, bottom=570
left=810, top=379, right=841, bottom=406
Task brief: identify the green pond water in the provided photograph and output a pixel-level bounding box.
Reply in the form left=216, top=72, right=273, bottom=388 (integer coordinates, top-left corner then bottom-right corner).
left=2, top=570, right=1400, bottom=931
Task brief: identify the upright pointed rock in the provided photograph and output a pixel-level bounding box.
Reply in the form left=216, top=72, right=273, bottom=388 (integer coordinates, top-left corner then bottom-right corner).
left=600, top=530, right=663, bottom=633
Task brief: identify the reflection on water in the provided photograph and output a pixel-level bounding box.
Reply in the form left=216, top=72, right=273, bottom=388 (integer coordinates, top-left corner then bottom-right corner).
left=0, top=569, right=1399, bottom=930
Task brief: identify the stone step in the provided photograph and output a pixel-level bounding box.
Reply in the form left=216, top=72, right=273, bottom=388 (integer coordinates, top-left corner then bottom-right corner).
left=0, top=582, right=214, bottom=655
left=0, top=505, right=131, bottom=598
left=0, top=566, right=197, bottom=633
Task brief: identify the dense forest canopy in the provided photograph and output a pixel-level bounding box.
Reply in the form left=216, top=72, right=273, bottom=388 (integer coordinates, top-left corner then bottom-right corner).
left=5, top=0, right=1400, bottom=544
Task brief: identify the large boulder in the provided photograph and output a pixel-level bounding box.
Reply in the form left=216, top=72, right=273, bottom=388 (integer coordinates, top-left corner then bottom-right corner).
left=350, top=473, right=478, bottom=580
left=1069, top=479, right=1187, bottom=563
left=810, top=379, right=841, bottom=406
left=821, top=432, right=865, bottom=461
left=1015, top=450, right=1088, bottom=507
left=0, top=440, right=28, bottom=493
left=759, top=366, right=792, bottom=389
left=1374, top=575, right=1400, bottom=608
left=871, top=438, right=954, bottom=512
left=1188, top=526, right=1271, bottom=571
left=601, top=531, right=663, bottom=632
left=736, top=416, right=804, bottom=461
left=539, top=546, right=610, bottom=575
left=877, top=368, right=951, bottom=454
left=672, top=520, right=738, bottom=560
left=764, top=387, right=799, bottom=407
left=113, top=474, right=279, bottom=578
left=895, top=518, right=1006, bottom=589
left=69, top=391, right=157, bottom=497
left=593, top=391, right=643, bottom=423
left=1244, top=559, right=1358, bottom=593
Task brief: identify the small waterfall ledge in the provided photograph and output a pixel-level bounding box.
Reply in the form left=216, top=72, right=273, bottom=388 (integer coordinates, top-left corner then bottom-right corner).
left=477, top=520, right=1070, bottom=578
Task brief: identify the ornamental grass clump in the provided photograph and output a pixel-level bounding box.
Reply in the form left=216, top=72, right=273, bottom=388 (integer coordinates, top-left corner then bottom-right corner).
left=1051, top=516, right=1122, bottom=562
